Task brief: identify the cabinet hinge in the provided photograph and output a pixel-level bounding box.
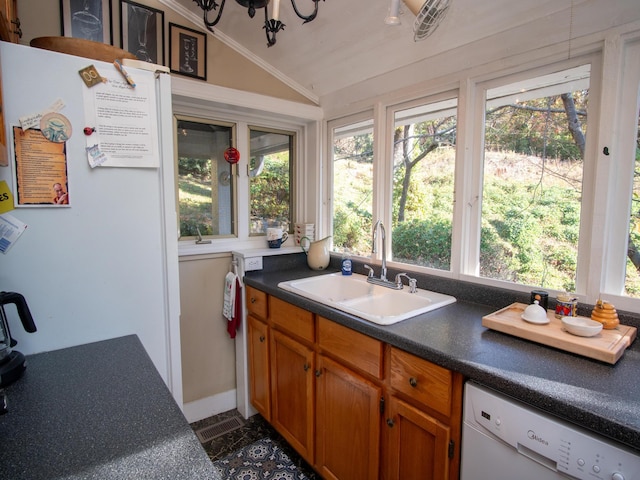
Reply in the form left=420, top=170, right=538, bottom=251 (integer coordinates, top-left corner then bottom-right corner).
left=379, top=396, right=385, bottom=415
left=448, top=440, right=455, bottom=459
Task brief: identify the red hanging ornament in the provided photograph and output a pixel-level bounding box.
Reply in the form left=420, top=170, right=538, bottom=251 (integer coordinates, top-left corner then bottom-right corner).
left=224, top=147, right=240, bottom=164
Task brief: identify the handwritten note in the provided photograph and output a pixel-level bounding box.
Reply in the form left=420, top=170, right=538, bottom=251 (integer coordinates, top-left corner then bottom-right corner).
left=18, top=98, right=66, bottom=131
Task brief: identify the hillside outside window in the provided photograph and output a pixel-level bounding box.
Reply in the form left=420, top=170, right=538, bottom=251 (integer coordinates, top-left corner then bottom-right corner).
left=249, top=127, right=295, bottom=236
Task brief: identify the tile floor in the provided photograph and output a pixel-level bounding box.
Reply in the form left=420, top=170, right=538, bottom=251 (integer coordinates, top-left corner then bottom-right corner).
left=191, top=409, right=319, bottom=479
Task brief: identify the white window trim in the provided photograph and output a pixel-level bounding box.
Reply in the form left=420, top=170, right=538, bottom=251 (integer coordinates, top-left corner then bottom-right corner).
left=171, top=77, right=321, bottom=257
left=599, top=35, right=640, bottom=312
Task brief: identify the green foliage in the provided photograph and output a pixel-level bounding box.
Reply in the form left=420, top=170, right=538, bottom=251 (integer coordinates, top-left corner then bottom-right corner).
left=178, top=157, right=210, bottom=180
left=332, top=133, right=374, bottom=254
left=392, top=219, right=451, bottom=270
left=178, top=176, right=213, bottom=237
left=333, top=205, right=372, bottom=253
left=250, top=154, right=290, bottom=229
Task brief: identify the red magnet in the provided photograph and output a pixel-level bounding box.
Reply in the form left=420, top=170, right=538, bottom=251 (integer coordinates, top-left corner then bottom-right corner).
left=224, top=147, right=240, bottom=164
left=84, top=127, right=95, bottom=136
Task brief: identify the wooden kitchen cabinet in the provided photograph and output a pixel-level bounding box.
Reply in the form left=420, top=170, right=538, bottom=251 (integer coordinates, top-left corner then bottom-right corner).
left=246, top=288, right=463, bottom=480
left=384, top=395, right=450, bottom=480
left=247, top=314, right=270, bottom=420
left=385, top=346, right=464, bottom=480
left=315, top=354, right=381, bottom=480
left=270, top=328, right=315, bottom=464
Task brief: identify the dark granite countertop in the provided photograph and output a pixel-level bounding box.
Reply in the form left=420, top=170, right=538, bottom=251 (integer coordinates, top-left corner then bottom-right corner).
left=242, top=254, right=640, bottom=454
left=0, top=335, right=221, bottom=480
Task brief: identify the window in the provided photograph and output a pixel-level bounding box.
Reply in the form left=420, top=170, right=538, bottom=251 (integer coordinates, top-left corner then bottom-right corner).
left=175, top=117, right=236, bottom=238
left=249, top=127, right=295, bottom=235
left=330, top=117, right=374, bottom=256
left=626, top=107, right=640, bottom=296
left=480, top=65, right=590, bottom=291
left=390, top=97, right=457, bottom=271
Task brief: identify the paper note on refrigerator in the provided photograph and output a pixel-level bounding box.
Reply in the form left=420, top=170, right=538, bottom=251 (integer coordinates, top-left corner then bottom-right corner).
left=0, top=212, right=27, bottom=254
left=82, top=67, right=159, bottom=168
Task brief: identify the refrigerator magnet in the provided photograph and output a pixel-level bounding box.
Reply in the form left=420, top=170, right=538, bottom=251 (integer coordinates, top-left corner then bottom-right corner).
left=40, top=113, right=72, bottom=143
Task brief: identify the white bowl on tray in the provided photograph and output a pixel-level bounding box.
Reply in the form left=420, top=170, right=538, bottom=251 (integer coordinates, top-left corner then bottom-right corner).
left=561, top=316, right=603, bottom=337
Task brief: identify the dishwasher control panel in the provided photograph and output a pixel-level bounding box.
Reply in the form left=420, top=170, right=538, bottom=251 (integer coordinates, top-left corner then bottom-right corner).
left=464, top=383, right=640, bottom=480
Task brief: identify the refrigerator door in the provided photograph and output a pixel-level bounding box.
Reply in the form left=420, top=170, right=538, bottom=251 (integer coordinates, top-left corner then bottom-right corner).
left=0, top=42, right=181, bottom=402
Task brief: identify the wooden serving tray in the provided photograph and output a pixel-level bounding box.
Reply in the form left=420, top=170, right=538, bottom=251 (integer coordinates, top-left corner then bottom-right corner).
left=482, top=303, right=637, bottom=364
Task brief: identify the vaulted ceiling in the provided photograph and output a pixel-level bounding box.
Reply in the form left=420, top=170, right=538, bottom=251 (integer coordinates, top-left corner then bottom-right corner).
left=163, top=0, right=637, bottom=105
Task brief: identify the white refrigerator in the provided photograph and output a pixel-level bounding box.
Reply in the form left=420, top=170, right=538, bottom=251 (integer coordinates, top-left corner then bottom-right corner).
left=0, top=41, right=182, bottom=405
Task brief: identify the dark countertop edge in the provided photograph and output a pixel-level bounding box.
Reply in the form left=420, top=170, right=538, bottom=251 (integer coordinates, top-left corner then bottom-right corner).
left=0, top=334, right=221, bottom=480
left=242, top=257, right=640, bottom=454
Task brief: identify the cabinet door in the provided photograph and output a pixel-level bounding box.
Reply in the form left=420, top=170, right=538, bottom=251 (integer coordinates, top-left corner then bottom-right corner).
left=270, top=329, right=315, bottom=464
left=384, top=396, right=450, bottom=480
left=315, top=355, right=381, bottom=480
left=247, top=314, right=270, bottom=420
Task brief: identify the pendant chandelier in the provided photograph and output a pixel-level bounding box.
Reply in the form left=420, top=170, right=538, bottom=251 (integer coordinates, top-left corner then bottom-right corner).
left=192, top=0, right=323, bottom=47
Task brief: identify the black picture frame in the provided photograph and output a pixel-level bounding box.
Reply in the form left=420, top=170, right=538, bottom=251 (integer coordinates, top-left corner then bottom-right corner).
left=169, top=23, right=207, bottom=81
left=60, top=0, right=112, bottom=44
left=119, top=0, right=164, bottom=65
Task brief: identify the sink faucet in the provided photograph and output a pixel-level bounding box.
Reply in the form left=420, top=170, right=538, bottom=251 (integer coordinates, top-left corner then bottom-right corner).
left=372, top=220, right=387, bottom=281
left=366, top=220, right=418, bottom=292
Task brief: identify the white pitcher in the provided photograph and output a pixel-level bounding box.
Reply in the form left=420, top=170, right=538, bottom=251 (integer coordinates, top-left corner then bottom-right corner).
left=301, top=235, right=331, bottom=270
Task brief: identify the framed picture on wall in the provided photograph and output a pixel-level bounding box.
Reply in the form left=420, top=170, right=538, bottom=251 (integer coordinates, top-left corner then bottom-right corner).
left=119, top=0, right=164, bottom=65
left=60, top=0, right=112, bottom=44
left=169, top=23, right=207, bottom=81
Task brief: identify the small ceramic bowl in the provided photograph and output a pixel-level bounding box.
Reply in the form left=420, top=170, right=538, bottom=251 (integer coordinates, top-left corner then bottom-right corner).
left=521, top=301, right=549, bottom=324
left=561, top=316, right=603, bottom=337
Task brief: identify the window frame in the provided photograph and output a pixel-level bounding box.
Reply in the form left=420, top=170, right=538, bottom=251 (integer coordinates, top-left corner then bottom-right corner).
left=469, top=59, right=598, bottom=294
left=385, top=90, right=461, bottom=275
left=173, top=114, right=238, bottom=241
left=600, top=37, right=640, bottom=311
left=325, top=110, right=376, bottom=249
left=172, top=94, right=309, bottom=256
left=465, top=55, right=602, bottom=298
left=248, top=125, right=297, bottom=237
left=325, top=43, right=640, bottom=314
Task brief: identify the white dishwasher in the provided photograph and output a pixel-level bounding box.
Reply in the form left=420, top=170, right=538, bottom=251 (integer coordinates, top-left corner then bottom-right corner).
left=461, top=382, right=640, bottom=480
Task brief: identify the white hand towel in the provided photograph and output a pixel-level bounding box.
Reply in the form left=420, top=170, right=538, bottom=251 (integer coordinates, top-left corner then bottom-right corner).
left=223, top=271, right=237, bottom=321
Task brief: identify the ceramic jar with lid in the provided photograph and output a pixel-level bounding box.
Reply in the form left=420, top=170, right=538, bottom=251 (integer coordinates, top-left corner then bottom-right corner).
left=555, top=292, right=577, bottom=318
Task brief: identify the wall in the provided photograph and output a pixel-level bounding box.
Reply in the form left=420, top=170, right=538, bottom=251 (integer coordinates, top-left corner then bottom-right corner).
left=16, top=0, right=313, bottom=104
left=179, top=253, right=237, bottom=422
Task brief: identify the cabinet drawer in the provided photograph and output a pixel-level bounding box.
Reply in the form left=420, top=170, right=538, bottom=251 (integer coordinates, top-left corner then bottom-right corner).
left=389, top=347, right=452, bottom=416
left=270, top=296, right=314, bottom=343
left=246, top=286, right=268, bottom=320
left=318, top=316, right=383, bottom=379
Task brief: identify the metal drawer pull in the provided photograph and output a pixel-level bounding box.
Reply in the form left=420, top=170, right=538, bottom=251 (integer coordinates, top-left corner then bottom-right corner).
left=259, top=335, right=265, bottom=342
left=250, top=297, right=256, bottom=303
left=386, top=418, right=395, bottom=427
left=409, top=377, right=418, bottom=387
left=303, top=363, right=310, bottom=371
left=315, top=369, right=322, bottom=377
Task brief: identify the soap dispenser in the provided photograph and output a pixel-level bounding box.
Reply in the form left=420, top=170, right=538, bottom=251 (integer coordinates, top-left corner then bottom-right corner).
left=341, top=251, right=352, bottom=275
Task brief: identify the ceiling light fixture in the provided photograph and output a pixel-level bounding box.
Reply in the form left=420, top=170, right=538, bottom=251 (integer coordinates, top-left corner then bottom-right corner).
left=192, top=0, right=323, bottom=47
left=384, top=0, right=402, bottom=26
